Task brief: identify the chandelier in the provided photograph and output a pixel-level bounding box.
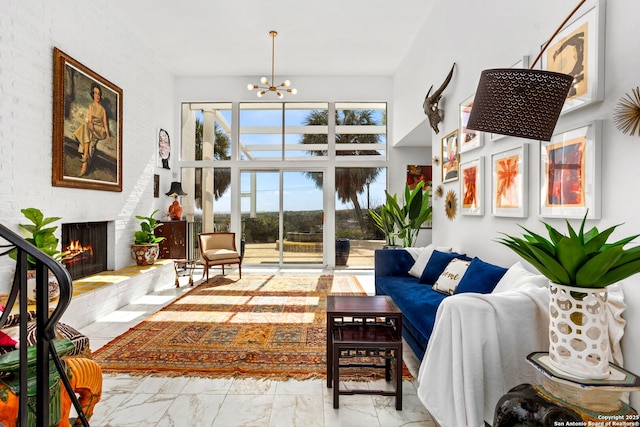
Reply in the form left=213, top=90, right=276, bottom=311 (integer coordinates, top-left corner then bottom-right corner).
left=247, top=31, right=297, bottom=98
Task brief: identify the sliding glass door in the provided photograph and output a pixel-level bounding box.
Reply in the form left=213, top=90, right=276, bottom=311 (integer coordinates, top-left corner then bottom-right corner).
left=241, top=170, right=324, bottom=266
left=283, top=171, right=323, bottom=265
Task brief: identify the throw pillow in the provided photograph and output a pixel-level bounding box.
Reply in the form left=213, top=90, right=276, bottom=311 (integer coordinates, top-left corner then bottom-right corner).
left=432, top=258, right=471, bottom=294
left=407, top=245, right=453, bottom=278
left=492, top=261, right=549, bottom=293
left=419, top=250, right=467, bottom=284
left=454, top=257, right=508, bottom=294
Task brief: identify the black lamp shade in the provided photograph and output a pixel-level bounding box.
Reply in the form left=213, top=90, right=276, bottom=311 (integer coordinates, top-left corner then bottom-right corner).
left=165, top=181, right=187, bottom=198
left=466, top=68, right=574, bottom=141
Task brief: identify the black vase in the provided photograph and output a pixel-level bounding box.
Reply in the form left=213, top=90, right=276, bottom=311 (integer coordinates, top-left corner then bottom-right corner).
left=335, top=239, right=350, bottom=266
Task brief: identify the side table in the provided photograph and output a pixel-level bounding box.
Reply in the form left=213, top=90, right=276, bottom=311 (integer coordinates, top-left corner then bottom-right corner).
left=326, top=295, right=403, bottom=410
left=172, top=259, right=197, bottom=287
left=494, top=352, right=640, bottom=426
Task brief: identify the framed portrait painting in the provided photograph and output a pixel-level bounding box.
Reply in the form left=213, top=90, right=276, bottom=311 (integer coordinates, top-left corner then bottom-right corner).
left=460, top=157, right=484, bottom=216
left=157, top=128, right=171, bottom=169
left=441, top=130, right=459, bottom=183
left=491, top=145, right=528, bottom=218
left=52, top=48, right=123, bottom=192
left=407, top=165, right=432, bottom=191
left=541, top=0, right=605, bottom=114
left=459, top=94, right=483, bottom=153
left=540, top=121, right=601, bottom=219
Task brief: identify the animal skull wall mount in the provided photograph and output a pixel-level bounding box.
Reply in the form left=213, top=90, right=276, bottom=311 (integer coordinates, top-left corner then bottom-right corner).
left=423, top=63, right=456, bottom=134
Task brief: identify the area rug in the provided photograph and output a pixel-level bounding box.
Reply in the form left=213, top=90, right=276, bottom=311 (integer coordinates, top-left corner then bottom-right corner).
left=93, top=274, right=411, bottom=381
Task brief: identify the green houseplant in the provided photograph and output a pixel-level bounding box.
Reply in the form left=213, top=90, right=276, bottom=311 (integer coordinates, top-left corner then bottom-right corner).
left=496, top=212, right=640, bottom=379
left=369, top=181, right=432, bottom=248
left=496, top=213, right=640, bottom=288
left=132, top=210, right=165, bottom=266
left=9, top=208, right=67, bottom=301
left=10, top=207, right=66, bottom=269
left=369, top=202, right=399, bottom=247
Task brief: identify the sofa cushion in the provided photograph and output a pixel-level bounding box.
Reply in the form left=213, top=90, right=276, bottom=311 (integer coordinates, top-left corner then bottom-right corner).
left=492, top=261, right=548, bottom=293
left=454, top=257, right=508, bottom=294
left=407, top=245, right=453, bottom=278
left=433, top=258, right=471, bottom=295
left=419, top=250, right=467, bottom=284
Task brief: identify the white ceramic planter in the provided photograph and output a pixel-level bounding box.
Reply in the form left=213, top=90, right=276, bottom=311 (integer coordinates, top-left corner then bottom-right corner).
left=548, top=282, right=610, bottom=379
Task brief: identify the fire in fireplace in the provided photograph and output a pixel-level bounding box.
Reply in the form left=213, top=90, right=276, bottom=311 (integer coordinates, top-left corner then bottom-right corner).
left=61, top=222, right=108, bottom=280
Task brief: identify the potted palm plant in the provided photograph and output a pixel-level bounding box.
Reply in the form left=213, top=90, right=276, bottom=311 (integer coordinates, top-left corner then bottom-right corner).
left=369, top=181, right=432, bottom=248
left=9, top=208, right=67, bottom=301
left=496, top=213, right=640, bottom=379
left=369, top=202, right=400, bottom=248
left=131, top=210, right=165, bottom=266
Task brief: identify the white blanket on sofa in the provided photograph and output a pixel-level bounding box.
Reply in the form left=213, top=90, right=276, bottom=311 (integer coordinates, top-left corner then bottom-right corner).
left=416, top=283, right=626, bottom=427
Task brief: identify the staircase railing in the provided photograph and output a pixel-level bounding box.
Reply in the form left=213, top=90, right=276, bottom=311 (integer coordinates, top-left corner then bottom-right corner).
left=0, top=223, right=90, bottom=427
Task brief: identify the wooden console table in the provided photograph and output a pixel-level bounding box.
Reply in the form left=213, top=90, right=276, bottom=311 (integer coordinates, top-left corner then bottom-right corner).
left=326, top=295, right=403, bottom=410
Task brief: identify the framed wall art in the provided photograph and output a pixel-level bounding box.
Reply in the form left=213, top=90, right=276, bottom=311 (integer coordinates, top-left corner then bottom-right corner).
left=407, top=165, right=432, bottom=191
left=460, top=156, right=484, bottom=216
left=157, top=128, right=171, bottom=169
left=441, top=129, right=459, bottom=183
left=52, top=48, right=123, bottom=192
left=153, top=174, right=160, bottom=198
left=541, top=0, right=605, bottom=114
left=539, top=121, right=601, bottom=219
left=491, top=144, right=528, bottom=218
left=459, top=93, right=483, bottom=153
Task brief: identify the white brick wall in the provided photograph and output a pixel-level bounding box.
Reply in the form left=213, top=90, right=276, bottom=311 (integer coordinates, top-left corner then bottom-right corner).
left=0, top=0, right=176, bottom=292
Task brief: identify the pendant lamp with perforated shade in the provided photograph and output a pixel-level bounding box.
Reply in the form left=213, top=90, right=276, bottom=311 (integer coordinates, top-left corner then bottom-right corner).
left=466, top=1, right=586, bottom=141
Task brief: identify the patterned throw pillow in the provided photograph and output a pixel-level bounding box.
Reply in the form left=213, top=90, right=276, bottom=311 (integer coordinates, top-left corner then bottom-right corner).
left=433, top=258, right=471, bottom=295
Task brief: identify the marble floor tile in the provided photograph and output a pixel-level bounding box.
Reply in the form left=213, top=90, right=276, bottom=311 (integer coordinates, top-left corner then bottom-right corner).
left=84, top=269, right=437, bottom=426
left=212, top=394, right=274, bottom=427
left=100, top=393, right=178, bottom=426
left=269, top=394, right=325, bottom=427
left=157, top=393, right=226, bottom=426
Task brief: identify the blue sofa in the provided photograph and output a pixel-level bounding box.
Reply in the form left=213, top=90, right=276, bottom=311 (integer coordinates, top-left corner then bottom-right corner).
left=374, top=248, right=507, bottom=360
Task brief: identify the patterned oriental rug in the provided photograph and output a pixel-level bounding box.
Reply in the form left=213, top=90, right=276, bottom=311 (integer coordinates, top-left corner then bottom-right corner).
left=93, top=274, right=411, bottom=381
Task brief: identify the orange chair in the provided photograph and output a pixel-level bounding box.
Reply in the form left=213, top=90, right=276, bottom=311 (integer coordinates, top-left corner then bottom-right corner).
left=198, top=232, right=242, bottom=280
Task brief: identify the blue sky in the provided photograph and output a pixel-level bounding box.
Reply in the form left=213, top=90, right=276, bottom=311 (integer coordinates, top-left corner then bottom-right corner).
left=196, top=107, right=387, bottom=213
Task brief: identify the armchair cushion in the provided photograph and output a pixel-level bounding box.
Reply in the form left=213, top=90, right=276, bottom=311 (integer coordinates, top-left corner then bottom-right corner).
left=202, top=248, right=240, bottom=262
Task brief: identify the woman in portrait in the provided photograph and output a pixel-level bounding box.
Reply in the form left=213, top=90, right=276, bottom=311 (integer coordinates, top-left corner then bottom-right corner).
left=73, top=83, right=111, bottom=176
left=158, top=129, right=170, bottom=169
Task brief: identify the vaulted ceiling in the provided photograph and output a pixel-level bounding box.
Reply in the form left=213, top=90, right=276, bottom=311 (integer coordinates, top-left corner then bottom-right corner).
left=110, top=0, right=435, bottom=77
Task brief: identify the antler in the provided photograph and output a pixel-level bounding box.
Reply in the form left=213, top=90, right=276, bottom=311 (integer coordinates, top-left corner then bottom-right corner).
left=423, top=63, right=456, bottom=134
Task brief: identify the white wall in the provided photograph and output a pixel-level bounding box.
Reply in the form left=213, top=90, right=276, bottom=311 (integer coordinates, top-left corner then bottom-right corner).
left=0, top=0, right=175, bottom=290
left=393, top=0, right=640, bottom=408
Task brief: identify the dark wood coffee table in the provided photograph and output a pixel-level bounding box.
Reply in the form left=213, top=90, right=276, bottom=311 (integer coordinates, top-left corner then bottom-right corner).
left=326, top=295, right=403, bottom=410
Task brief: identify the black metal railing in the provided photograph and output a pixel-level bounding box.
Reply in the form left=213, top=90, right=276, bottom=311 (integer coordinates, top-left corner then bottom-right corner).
left=0, top=223, right=90, bottom=427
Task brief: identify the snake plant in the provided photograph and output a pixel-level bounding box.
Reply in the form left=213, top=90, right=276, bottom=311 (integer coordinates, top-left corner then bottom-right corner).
left=496, top=213, right=640, bottom=288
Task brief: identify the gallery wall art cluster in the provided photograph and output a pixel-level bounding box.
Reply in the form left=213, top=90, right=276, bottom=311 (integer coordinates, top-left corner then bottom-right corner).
left=434, top=0, right=606, bottom=221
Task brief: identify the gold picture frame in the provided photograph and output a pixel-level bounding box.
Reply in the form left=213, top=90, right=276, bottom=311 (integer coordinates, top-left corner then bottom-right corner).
left=52, top=47, right=123, bottom=192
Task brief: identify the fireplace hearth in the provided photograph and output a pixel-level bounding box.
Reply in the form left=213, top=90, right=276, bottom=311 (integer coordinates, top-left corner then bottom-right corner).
left=62, top=222, right=108, bottom=280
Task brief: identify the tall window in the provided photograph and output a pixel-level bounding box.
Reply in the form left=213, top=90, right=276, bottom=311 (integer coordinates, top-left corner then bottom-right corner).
left=181, top=102, right=388, bottom=267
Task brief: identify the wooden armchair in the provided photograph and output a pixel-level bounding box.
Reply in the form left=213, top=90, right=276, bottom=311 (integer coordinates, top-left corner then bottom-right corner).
left=198, top=232, right=242, bottom=280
